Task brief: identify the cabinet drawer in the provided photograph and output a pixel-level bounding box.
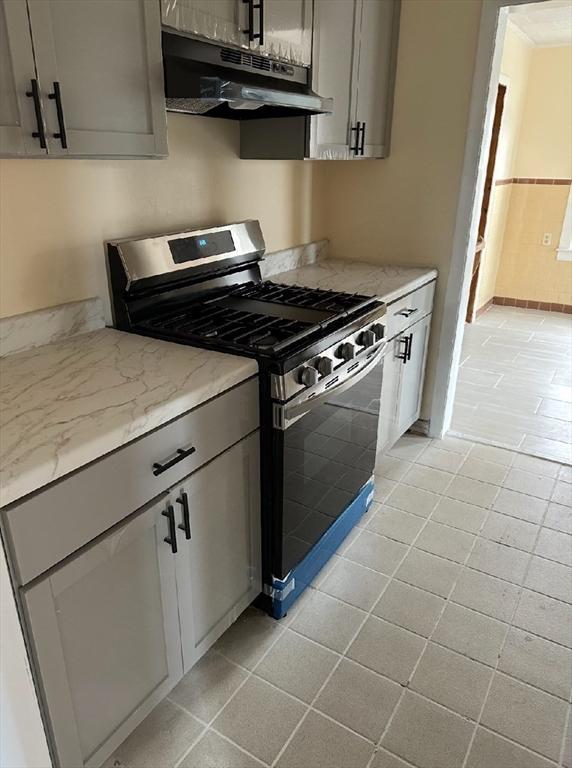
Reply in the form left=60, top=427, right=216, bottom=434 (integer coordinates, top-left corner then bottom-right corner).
left=3, top=377, right=259, bottom=585
left=385, top=280, right=435, bottom=340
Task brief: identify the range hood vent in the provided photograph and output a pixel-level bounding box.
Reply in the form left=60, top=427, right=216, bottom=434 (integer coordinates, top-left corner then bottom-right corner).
left=162, top=31, right=333, bottom=120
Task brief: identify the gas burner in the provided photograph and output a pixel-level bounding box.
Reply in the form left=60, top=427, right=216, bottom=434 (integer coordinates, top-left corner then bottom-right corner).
left=137, top=280, right=376, bottom=357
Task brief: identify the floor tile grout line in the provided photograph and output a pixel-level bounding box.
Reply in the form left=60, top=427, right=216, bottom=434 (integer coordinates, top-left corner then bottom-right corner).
left=366, top=475, right=503, bottom=768
left=269, top=458, right=449, bottom=768
left=172, top=616, right=295, bottom=768
left=459, top=472, right=560, bottom=768
left=167, top=696, right=270, bottom=768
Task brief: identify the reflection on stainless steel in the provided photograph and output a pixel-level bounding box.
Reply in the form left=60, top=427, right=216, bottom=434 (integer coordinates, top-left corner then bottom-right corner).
left=109, top=220, right=265, bottom=288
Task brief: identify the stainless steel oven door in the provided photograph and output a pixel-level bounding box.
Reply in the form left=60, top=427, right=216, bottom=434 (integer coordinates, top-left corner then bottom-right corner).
left=273, top=341, right=386, bottom=578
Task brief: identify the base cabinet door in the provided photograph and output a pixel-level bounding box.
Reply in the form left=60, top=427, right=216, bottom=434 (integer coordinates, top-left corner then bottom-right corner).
left=377, top=337, right=402, bottom=453
left=175, top=432, right=261, bottom=671
left=396, top=314, right=431, bottom=436
left=22, top=496, right=183, bottom=768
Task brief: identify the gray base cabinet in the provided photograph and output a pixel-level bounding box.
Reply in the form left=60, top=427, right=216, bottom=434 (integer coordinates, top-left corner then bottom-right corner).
left=22, top=432, right=260, bottom=768
left=23, top=495, right=183, bottom=768
left=1, top=0, right=167, bottom=158
left=176, top=432, right=261, bottom=672
left=378, top=283, right=434, bottom=452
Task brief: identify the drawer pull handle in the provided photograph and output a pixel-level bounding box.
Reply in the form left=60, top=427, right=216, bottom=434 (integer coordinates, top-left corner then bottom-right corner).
left=162, top=504, right=178, bottom=554
left=152, top=446, right=196, bottom=476
left=176, top=491, right=191, bottom=540
left=396, top=307, right=418, bottom=318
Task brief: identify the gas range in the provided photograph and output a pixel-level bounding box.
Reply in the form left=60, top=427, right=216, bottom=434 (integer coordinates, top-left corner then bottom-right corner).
left=108, top=220, right=387, bottom=618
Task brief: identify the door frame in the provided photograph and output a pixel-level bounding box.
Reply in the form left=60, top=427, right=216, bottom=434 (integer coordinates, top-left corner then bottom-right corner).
left=429, top=0, right=546, bottom=438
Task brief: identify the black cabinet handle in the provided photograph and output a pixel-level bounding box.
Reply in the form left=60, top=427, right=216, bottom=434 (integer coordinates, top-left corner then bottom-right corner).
left=176, top=491, right=191, bottom=540
left=25, top=79, right=46, bottom=149
left=406, top=332, right=413, bottom=361
left=242, top=0, right=263, bottom=42
left=258, top=0, right=264, bottom=45
left=162, top=504, right=178, bottom=554
left=350, top=122, right=361, bottom=155
left=152, top=445, right=196, bottom=476
left=242, top=0, right=254, bottom=41
left=359, top=122, right=366, bottom=155
left=48, top=81, right=67, bottom=149
left=396, top=336, right=408, bottom=363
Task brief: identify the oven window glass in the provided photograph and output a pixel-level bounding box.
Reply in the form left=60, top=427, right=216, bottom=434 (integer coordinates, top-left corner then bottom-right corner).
left=280, top=361, right=383, bottom=576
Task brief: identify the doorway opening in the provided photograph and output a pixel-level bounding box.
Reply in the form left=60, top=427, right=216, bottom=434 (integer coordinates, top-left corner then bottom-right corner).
left=442, top=0, right=572, bottom=464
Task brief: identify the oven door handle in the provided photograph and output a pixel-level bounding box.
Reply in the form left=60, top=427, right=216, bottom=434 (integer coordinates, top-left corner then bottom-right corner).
left=275, top=341, right=387, bottom=430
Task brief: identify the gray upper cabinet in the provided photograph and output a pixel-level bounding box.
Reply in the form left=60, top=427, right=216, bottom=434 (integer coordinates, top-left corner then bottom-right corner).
left=1, top=0, right=167, bottom=158
left=310, top=0, right=400, bottom=160
left=309, top=0, right=357, bottom=159
left=23, top=495, right=183, bottom=768
left=161, top=0, right=249, bottom=52
left=0, top=0, right=43, bottom=156
left=261, top=0, right=312, bottom=66
left=161, top=0, right=312, bottom=65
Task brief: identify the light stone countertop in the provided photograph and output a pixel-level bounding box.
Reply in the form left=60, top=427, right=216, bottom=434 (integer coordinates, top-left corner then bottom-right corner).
left=269, top=259, right=438, bottom=305
left=0, top=329, right=257, bottom=508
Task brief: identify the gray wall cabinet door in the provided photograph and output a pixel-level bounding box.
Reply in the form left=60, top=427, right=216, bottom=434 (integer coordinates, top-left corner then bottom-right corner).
left=0, top=0, right=47, bottom=156
left=309, top=0, right=357, bottom=159
left=396, top=313, right=431, bottom=437
left=175, top=432, right=261, bottom=672
left=261, top=0, right=312, bottom=65
left=25, top=0, right=167, bottom=157
left=161, top=0, right=250, bottom=51
left=354, top=0, right=400, bottom=158
left=22, top=495, right=183, bottom=768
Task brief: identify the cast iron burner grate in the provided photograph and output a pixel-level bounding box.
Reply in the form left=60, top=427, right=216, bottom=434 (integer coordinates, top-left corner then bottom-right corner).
left=138, top=281, right=376, bottom=355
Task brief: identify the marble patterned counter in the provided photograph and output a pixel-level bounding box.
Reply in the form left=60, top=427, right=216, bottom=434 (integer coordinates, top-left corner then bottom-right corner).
left=0, top=329, right=257, bottom=507
left=268, top=258, right=437, bottom=305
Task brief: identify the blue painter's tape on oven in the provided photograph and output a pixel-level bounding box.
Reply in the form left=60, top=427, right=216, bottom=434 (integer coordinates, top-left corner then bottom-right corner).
left=267, top=478, right=375, bottom=619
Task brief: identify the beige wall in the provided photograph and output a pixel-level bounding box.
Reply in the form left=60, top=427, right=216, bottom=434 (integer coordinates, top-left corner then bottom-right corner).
left=313, top=0, right=483, bottom=417
left=515, top=45, right=572, bottom=178
left=480, top=41, right=572, bottom=307
left=476, top=22, right=531, bottom=309
left=0, top=114, right=315, bottom=319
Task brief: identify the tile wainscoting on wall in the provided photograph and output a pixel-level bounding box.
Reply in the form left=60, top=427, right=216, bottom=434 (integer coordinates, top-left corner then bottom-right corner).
left=478, top=178, right=572, bottom=311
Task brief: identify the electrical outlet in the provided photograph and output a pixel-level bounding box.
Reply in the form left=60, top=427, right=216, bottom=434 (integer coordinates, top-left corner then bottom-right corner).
left=542, top=232, right=552, bottom=246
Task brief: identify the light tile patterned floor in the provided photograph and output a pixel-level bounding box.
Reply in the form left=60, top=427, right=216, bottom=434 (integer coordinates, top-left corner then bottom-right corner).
left=107, top=435, right=572, bottom=768
left=451, top=305, right=572, bottom=464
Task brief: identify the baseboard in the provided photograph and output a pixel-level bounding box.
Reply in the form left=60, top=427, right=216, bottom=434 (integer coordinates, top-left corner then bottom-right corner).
left=475, top=298, right=493, bottom=318
left=492, top=296, right=572, bottom=314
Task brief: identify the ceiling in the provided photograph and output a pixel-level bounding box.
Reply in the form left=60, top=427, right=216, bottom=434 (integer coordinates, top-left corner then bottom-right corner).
left=508, top=0, right=572, bottom=46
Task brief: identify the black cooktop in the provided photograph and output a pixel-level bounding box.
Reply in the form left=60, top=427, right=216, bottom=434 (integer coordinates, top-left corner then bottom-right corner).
left=136, top=280, right=377, bottom=356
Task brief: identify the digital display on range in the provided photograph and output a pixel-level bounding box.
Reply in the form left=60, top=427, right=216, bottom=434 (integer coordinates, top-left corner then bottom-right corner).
left=169, top=230, right=235, bottom=264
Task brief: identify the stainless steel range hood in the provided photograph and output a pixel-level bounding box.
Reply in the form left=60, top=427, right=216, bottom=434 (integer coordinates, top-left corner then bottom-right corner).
left=162, top=32, right=333, bottom=119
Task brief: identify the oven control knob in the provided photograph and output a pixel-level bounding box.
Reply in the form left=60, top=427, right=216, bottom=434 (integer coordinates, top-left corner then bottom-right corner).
left=371, top=323, right=385, bottom=341
left=335, top=342, right=355, bottom=362
left=316, top=356, right=334, bottom=377
left=298, top=365, right=319, bottom=387
left=358, top=329, right=376, bottom=348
